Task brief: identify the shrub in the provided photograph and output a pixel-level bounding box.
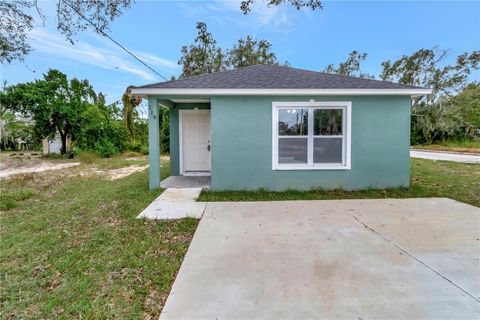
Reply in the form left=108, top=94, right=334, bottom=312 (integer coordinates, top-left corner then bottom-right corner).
left=411, top=83, right=480, bottom=145
left=93, top=139, right=118, bottom=158
left=410, top=130, right=424, bottom=146
left=124, top=139, right=143, bottom=153
left=75, top=103, right=128, bottom=157
left=140, top=144, right=149, bottom=155
left=160, top=108, right=170, bottom=153
left=68, top=146, right=79, bottom=158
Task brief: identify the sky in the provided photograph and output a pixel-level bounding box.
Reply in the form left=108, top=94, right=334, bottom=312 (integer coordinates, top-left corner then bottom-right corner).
left=1, top=0, right=479, bottom=113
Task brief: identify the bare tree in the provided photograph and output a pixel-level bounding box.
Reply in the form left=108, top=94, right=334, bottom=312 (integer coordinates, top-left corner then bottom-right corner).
left=323, top=51, right=374, bottom=79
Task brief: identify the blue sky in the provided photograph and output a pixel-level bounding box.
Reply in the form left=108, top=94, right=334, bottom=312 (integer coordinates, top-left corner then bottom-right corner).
left=1, top=0, right=479, bottom=111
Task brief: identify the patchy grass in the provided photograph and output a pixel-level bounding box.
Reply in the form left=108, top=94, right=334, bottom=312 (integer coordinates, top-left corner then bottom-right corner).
left=0, top=151, right=151, bottom=173
left=1, top=151, right=72, bottom=167
left=75, top=152, right=149, bottom=169
left=199, top=159, right=480, bottom=207
left=94, top=156, right=149, bottom=169
left=40, top=153, right=74, bottom=160
left=122, top=151, right=144, bottom=158
left=76, top=151, right=101, bottom=164
left=413, top=139, right=480, bottom=154
left=0, top=187, right=37, bottom=210
left=0, top=159, right=199, bottom=319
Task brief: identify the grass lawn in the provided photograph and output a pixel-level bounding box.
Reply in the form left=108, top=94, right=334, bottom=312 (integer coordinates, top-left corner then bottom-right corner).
left=199, top=159, right=480, bottom=207
left=412, top=139, right=480, bottom=154
left=0, top=157, right=198, bottom=319
left=1, top=155, right=478, bottom=319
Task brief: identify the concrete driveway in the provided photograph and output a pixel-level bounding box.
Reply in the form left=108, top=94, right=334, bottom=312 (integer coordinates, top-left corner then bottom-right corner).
left=410, top=149, right=480, bottom=163
left=160, top=198, right=480, bottom=319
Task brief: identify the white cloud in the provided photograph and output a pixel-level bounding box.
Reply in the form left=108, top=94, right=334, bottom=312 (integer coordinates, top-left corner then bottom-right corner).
left=135, top=51, right=178, bottom=69
left=28, top=28, right=177, bottom=81
left=178, top=0, right=292, bottom=30
left=220, top=0, right=291, bottom=28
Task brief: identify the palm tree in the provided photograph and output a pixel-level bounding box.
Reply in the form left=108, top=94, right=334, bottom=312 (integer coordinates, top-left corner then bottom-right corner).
left=121, top=86, right=142, bottom=136
left=0, top=105, right=16, bottom=148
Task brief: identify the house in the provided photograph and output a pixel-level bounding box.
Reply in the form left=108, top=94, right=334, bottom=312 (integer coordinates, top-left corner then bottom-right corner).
left=42, top=132, right=70, bottom=154
left=131, top=65, right=431, bottom=191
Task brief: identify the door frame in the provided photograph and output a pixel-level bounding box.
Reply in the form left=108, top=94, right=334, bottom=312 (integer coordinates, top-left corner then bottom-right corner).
left=179, top=109, right=211, bottom=176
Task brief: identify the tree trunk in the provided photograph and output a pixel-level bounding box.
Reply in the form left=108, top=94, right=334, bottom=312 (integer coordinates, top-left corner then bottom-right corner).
left=59, top=131, right=67, bottom=155
left=57, top=125, right=69, bottom=155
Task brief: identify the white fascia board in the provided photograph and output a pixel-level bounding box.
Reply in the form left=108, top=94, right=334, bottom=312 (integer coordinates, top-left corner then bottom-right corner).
left=130, top=88, right=433, bottom=96
left=171, top=98, right=211, bottom=103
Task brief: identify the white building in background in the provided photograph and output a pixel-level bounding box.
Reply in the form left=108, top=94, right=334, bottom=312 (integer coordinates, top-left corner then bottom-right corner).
left=42, top=132, right=70, bottom=154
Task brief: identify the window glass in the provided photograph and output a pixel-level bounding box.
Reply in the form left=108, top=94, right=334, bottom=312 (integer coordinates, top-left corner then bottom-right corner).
left=278, top=138, right=308, bottom=164
left=314, top=109, right=343, bottom=135
left=278, top=108, right=308, bottom=136
left=313, top=138, right=343, bottom=163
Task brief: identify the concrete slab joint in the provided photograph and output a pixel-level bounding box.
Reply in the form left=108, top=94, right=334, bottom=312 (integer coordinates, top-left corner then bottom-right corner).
left=351, top=214, right=480, bottom=303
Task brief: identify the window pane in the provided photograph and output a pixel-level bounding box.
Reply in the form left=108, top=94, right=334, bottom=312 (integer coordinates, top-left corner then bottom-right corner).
left=314, top=109, right=343, bottom=135
left=313, top=138, right=343, bottom=163
left=279, top=138, right=308, bottom=164
left=278, top=108, right=308, bottom=136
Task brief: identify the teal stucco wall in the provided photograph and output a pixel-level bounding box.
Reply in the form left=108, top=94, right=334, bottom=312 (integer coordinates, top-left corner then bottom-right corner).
left=209, top=96, right=411, bottom=191
left=169, top=103, right=211, bottom=176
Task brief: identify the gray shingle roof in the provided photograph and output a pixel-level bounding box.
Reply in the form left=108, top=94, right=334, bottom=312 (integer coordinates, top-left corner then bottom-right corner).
left=136, top=64, right=423, bottom=90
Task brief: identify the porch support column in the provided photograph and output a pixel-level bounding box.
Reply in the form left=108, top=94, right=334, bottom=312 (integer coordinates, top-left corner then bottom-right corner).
left=148, top=97, right=160, bottom=189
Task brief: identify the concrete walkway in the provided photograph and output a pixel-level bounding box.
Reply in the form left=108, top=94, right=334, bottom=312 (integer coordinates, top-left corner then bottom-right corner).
left=411, top=149, right=480, bottom=163
left=137, top=188, right=206, bottom=219
left=138, top=176, right=210, bottom=219
left=160, top=198, right=480, bottom=319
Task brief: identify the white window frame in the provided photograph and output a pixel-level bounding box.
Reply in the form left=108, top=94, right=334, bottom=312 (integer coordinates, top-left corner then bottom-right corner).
left=272, top=101, right=352, bottom=170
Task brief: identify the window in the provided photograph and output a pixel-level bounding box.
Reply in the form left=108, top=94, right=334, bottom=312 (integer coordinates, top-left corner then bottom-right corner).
left=278, top=108, right=308, bottom=164
left=272, top=101, right=351, bottom=170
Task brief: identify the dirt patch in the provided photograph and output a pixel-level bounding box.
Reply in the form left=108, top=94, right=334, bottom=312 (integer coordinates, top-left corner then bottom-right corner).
left=0, top=152, right=80, bottom=179
left=69, top=164, right=149, bottom=180
left=125, top=156, right=148, bottom=161
left=1, top=151, right=151, bottom=181
left=108, top=165, right=149, bottom=180
left=0, top=162, right=80, bottom=179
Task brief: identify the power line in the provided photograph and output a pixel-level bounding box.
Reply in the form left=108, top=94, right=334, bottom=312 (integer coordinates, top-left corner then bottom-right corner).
left=64, top=2, right=169, bottom=81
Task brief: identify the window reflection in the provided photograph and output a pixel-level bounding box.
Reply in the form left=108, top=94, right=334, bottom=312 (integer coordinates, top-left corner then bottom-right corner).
left=278, top=108, right=308, bottom=136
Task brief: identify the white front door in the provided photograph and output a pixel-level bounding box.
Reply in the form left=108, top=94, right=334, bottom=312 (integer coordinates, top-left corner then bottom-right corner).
left=181, top=110, right=211, bottom=174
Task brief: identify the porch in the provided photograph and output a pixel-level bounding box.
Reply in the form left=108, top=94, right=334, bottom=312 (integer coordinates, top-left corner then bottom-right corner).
left=160, top=176, right=211, bottom=189
left=147, top=98, right=212, bottom=190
